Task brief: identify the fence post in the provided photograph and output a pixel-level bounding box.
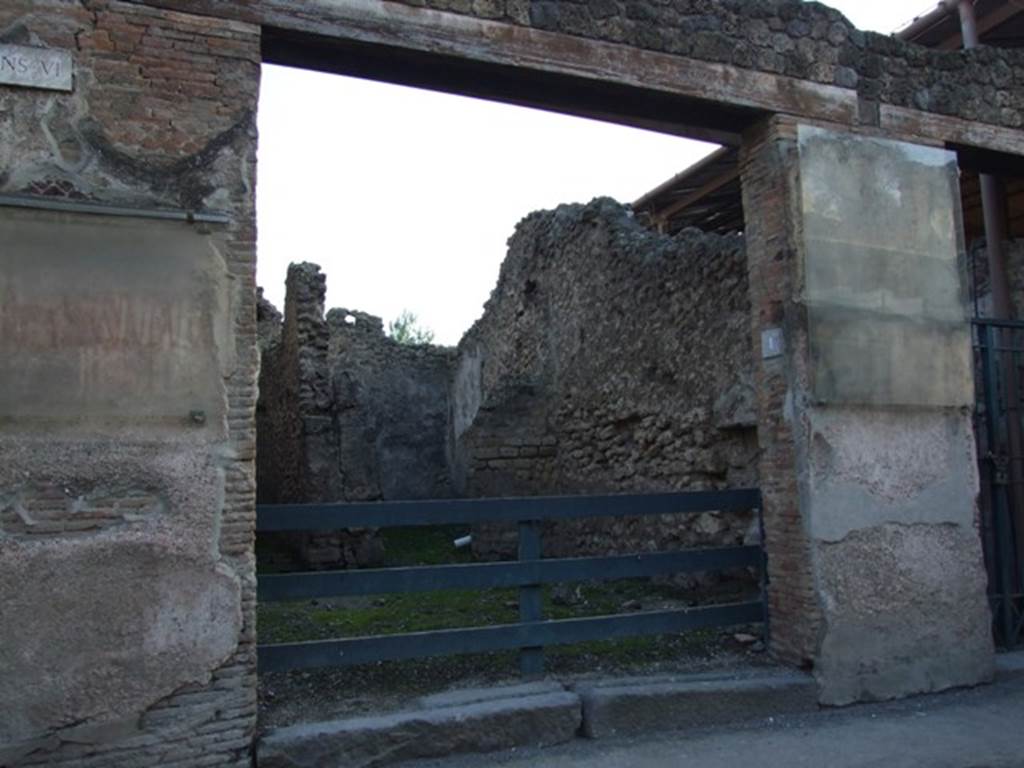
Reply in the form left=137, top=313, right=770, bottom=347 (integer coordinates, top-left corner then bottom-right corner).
left=982, top=323, right=1020, bottom=648
left=757, top=503, right=771, bottom=650
left=518, top=520, right=544, bottom=678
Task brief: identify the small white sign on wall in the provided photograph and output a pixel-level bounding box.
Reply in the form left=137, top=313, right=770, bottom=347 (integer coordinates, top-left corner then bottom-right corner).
left=761, top=328, right=784, bottom=360
left=0, top=44, right=73, bottom=92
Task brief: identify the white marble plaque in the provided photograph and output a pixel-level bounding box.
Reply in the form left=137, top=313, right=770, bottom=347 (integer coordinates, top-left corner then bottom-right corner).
left=0, top=207, right=234, bottom=434
left=798, top=125, right=971, bottom=407
left=0, top=44, right=73, bottom=92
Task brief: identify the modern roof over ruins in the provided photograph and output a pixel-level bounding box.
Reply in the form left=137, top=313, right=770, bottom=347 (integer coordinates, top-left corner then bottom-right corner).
left=632, top=1, right=1024, bottom=241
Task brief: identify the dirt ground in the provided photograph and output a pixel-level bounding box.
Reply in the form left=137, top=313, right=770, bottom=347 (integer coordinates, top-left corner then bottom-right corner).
left=257, top=526, right=768, bottom=730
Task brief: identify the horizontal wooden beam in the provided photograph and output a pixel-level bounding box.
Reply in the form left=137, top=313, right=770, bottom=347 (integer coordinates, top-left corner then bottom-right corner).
left=122, top=0, right=1024, bottom=155
left=257, top=600, right=764, bottom=671
left=655, top=166, right=741, bottom=225
left=259, top=24, right=747, bottom=145
left=881, top=104, right=1024, bottom=159
left=256, top=489, right=763, bottom=531
left=258, top=546, right=763, bottom=601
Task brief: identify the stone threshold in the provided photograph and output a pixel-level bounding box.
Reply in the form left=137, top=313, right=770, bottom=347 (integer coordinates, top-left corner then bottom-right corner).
left=256, top=667, right=818, bottom=767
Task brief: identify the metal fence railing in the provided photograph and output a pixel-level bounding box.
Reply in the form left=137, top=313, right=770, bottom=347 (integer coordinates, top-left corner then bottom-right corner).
left=974, top=319, right=1024, bottom=650
left=256, top=490, right=767, bottom=676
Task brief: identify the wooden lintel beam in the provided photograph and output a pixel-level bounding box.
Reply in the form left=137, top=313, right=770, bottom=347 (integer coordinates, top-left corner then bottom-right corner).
left=122, top=0, right=1024, bottom=156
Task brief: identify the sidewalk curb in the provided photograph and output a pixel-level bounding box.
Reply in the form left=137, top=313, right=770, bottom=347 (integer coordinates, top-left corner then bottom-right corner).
left=256, top=684, right=581, bottom=768
left=996, top=650, right=1024, bottom=681
left=573, top=668, right=818, bottom=739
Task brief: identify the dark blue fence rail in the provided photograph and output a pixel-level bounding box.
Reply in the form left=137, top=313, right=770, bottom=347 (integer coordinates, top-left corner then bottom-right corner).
left=256, top=490, right=766, bottom=676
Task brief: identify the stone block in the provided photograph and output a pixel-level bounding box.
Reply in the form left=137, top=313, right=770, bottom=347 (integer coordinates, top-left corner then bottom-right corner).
left=996, top=652, right=1024, bottom=681
left=257, top=687, right=582, bottom=768
left=575, top=669, right=817, bottom=739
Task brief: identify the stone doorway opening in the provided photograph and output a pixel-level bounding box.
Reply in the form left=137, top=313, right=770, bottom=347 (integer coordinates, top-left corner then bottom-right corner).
left=252, top=62, right=767, bottom=730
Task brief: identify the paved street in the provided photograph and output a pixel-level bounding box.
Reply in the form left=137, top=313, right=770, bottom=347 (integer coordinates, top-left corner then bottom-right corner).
left=406, top=656, right=1024, bottom=768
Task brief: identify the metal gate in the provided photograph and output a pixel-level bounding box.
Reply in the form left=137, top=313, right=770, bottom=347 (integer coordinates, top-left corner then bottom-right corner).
left=974, top=319, right=1024, bottom=649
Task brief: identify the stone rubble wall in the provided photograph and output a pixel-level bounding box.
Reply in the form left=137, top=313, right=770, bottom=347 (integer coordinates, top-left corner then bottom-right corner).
left=451, top=198, right=758, bottom=561
left=326, top=308, right=456, bottom=503
left=257, top=201, right=759, bottom=568
left=389, top=0, right=1024, bottom=131
left=257, top=264, right=380, bottom=570
left=257, top=265, right=455, bottom=569
left=969, top=239, right=1024, bottom=318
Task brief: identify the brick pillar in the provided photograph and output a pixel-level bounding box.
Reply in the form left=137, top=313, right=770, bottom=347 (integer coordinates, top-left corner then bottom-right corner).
left=0, top=3, right=261, bottom=764
left=739, top=117, right=822, bottom=668
left=739, top=116, right=994, bottom=704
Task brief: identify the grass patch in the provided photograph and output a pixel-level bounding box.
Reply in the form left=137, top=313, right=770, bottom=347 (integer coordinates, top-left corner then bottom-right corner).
left=380, top=525, right=474, bottom=567
left=257, top=524, right=760, bottom=702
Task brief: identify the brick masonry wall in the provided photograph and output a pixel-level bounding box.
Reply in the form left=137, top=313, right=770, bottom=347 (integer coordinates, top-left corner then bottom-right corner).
left=0, top=2, right=260, bottom=765
left=388, top=0, right=1024, bottom=130
left=451, top=198, right=760, bottom=562
left=738, top=117, right=821, bottom=668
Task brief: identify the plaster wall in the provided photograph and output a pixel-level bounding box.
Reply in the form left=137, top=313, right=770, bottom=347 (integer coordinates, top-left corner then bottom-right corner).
left=0, top=1, right=260, bottom=764
left=797, top=129, right=991, bottom=703
left=741, top=120, right=993, bottom=704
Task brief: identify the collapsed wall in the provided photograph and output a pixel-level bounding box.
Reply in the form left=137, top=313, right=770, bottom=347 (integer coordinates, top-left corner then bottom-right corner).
left=451, top=198, right=758, bottom=559
left=257, top=265, right=454, bottom=569
left=253, top=201, right=753, bottom=569
left=326, top=309, right=455, bottom=503
left=256, top=198, right=759, bottom=569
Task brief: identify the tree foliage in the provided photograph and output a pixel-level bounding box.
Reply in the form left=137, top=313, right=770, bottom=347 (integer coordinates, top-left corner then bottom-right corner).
left=387, top=309, right=435, bottom=346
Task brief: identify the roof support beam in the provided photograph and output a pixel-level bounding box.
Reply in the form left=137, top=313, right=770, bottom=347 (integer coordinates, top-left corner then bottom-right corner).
left=123, top=0, right=1024, bottom=155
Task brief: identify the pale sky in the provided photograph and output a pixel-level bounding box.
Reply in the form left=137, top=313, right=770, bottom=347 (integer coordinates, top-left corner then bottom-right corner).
left=256, top=0, right=938, bottom=344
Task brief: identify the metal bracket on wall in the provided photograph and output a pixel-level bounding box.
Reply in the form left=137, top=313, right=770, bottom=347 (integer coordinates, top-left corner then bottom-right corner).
left=987, top=452, right=1010, bottom=486
left=0, top=194, right=230, bottom=226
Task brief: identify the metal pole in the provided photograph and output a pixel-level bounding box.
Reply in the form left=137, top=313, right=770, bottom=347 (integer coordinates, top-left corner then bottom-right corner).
left=953, top=0, right=1012, bottom=319
left=982, top=324, right=1017, bottom=647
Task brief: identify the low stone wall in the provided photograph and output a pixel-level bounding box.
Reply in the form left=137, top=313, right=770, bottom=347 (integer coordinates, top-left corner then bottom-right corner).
left=450, top=199, right=758, bottom=561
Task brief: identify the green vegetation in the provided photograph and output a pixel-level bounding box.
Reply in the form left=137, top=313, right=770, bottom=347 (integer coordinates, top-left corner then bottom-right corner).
left=257, top=527, right=760, bottom=723
left=379, top=525, right=473, bottom=567
left=258, top=526, right=748, bottom=661
left=387, top=309, right=435, bottom=345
